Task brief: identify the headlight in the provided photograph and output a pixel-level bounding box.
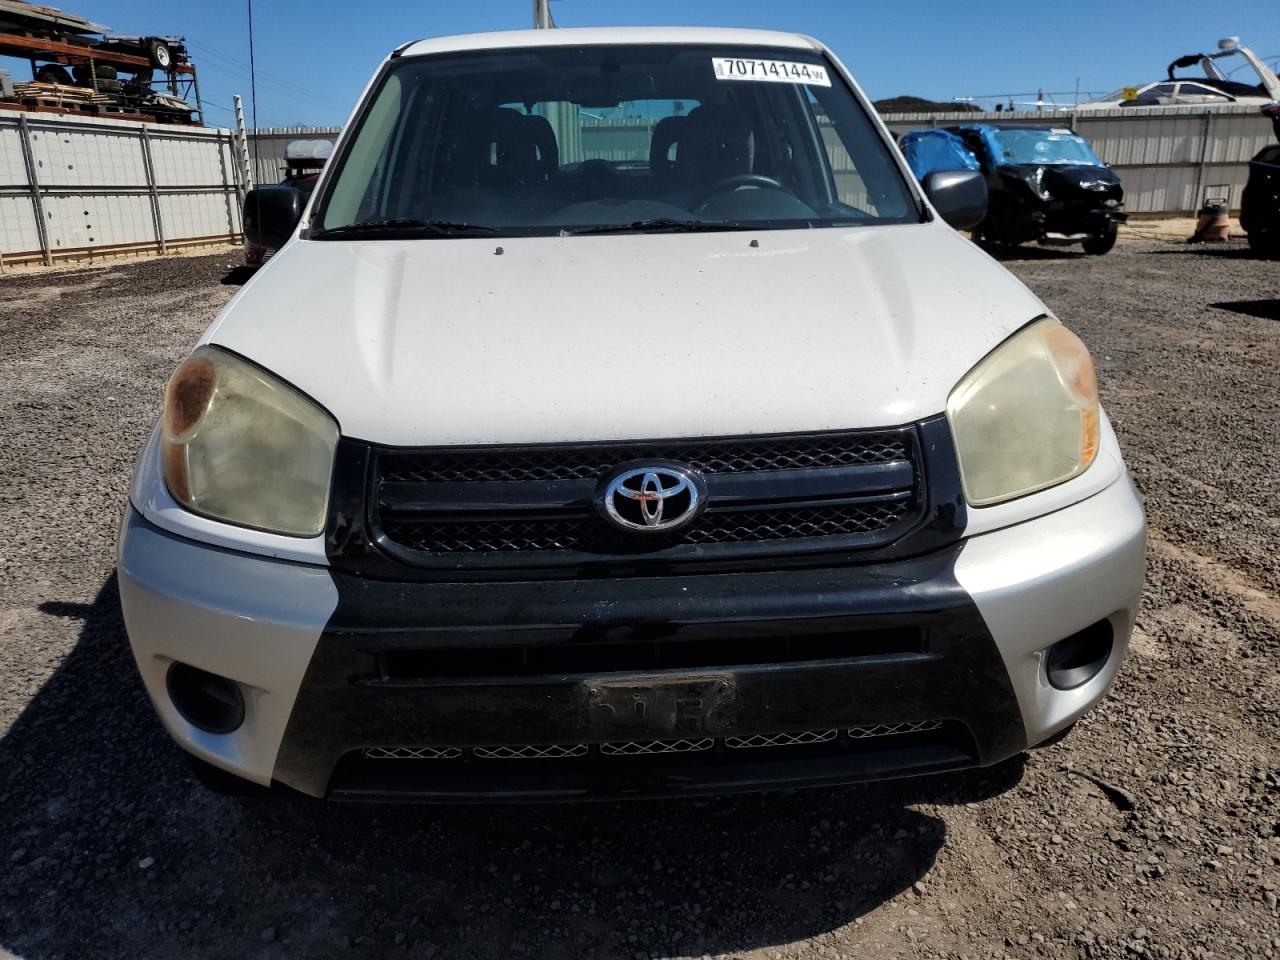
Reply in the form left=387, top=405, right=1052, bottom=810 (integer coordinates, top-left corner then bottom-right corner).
left=161, top=346, right=339, bottom=536
left=1012, top=167, right=1052, bottom=201
left=946, top=318, right=1099, bottom=507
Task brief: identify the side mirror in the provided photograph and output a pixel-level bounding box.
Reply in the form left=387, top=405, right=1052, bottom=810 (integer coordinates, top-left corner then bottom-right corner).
left=923, top=170, right=988, bottom=231
left=243, top=185, right=303, bottom=251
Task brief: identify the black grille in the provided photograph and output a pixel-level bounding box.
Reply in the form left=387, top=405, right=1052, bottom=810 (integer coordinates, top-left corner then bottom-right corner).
left=368, top=428, right=924, bottom=569
left=682, top=501, right=913, bottom=544
left=382, top=499, right=913, bottom=555
left=384, top=516, right=593, bottom=554
left=379, top=433, right=910, bottom=483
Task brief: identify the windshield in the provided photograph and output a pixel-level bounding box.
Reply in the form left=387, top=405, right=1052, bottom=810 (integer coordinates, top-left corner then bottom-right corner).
left=312, top=44, right=920, bottom=237
left=986, top=129, right=1103, bottom=167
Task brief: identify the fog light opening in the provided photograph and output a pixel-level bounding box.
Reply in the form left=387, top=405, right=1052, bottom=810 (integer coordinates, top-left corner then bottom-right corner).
left=1045, top=620, right=1114, bottom=691
left=166, top=662, right=246, bottom=734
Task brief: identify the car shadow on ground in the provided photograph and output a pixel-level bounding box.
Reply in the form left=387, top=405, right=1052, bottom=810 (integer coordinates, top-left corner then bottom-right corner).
left=1210, top=298, right=1280, bottom=322
left=220, top=265, right=258, bottom=286
left=977, top=244, right=1086, bottom=263
left=0, top=575, right=1025, bottom=960
left=1138, top=242, right=1259, bottom=259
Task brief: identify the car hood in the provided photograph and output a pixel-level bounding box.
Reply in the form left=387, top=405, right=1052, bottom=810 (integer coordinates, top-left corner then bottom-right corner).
left=204, top=223, right=1048, bottom=446
left=997, top=163, right=1123, bottom=200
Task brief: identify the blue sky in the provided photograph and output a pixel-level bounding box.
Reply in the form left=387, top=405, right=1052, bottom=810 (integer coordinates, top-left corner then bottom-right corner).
left=51, top=0, right=1280, bottom=127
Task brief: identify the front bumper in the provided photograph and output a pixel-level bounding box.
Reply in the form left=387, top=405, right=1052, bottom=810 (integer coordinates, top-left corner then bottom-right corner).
left=118, top=473, right=1145, bottom=801
left=1023, top=204, right=1126, bottom=241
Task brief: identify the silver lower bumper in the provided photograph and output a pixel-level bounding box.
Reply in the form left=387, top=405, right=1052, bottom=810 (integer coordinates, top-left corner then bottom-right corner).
left=118, top=471, right=1145, bottom=793
left=957, top=471, right=1146, bottom=745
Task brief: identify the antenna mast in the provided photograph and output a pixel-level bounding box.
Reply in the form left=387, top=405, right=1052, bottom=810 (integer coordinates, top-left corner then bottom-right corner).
left=533, top=0, right=556, bottom=29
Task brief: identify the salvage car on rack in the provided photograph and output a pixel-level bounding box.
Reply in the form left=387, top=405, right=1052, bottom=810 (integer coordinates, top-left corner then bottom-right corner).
left=0, top=0, right=200, bottom=124
left=904, top=125, right=1126, bottom=254
left=1075, top=37, right=1280, bottom=112
left=118, top=26, right=1145, bottom=802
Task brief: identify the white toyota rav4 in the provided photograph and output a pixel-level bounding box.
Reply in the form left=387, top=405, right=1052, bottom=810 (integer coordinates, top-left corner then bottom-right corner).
left=119, top=27, right=1146, bottom=801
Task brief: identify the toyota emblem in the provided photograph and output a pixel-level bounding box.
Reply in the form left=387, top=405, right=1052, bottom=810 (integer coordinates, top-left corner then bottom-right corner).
left=600, top=464, right=705, bottom=533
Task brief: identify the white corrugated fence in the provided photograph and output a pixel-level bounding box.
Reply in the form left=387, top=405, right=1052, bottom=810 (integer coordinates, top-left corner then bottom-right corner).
left=242, top=126, right=342, bottom=188
left=0, top=110, right=243, bottom=266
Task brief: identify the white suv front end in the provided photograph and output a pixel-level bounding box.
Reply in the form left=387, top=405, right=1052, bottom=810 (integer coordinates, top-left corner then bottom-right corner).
left=118, top=27, right=1145, bottom=800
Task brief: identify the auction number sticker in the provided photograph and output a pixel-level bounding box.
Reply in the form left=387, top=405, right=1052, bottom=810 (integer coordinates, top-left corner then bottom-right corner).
left=712, top=57, right=831, bottom=87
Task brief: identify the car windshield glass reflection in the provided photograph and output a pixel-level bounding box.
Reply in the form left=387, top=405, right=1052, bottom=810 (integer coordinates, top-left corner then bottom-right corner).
left=311, top=44, right=922, bottom=237
left=989, top=130, right=1104, bottom=167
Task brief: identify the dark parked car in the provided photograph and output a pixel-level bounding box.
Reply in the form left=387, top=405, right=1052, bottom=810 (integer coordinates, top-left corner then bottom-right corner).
left=243, top=140, right=330, bottom=266
left=244, top=174, right=318, bottom=267
left=1240, top=103, right=1280, bottom=259
left=902, top=125, right=1126, bottom=254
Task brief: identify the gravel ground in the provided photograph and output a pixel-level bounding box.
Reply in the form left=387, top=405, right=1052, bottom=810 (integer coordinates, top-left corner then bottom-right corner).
left=0, top=239, right=1276, bottom=960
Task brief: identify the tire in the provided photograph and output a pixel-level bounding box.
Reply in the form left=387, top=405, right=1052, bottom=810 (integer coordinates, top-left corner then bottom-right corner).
left=36, top=64, right=74, bottom=85
left=183, top=752, right=270, bottom=797
left=1247, top=229, right=1280, bottom=260
left=976, top=233, right=1020, bottom=254
left=129, top=66, right=154, bottom=86
left=1082, top=224, right=1118, bottom=255
left=148, top=40, right=172, bottom=70
left=72, top=63, right=117, bottom=83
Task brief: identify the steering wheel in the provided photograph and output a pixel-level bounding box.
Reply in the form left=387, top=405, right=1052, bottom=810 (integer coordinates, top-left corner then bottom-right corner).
left=694, top=173, right=786, bottom=208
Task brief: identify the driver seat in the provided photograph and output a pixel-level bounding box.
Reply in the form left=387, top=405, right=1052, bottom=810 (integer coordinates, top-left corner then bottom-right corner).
left=649, top=115, right=689, bottom=176
left=674, top=105, right=756, bottom=198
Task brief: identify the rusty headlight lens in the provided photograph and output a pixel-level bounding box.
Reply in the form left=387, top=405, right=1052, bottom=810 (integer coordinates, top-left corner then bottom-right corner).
left=161, top=347, right=338, bottom=536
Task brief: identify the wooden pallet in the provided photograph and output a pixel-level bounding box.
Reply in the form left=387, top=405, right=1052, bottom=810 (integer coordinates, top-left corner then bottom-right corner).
left=13, top=81, right=113, bottom=106
left=0, top=98, right=195, bottom=126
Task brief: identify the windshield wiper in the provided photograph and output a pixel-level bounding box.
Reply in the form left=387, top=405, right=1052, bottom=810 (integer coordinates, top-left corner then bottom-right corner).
left=310, top=218, right=497, bottom=239
left=563, top=218, right=759, bottom=236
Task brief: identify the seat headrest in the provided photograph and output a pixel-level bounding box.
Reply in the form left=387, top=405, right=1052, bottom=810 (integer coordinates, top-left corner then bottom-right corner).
left=455, top=107, right=555, bottom=186
left=676, top=104, right=754, bottom=179
left=649, top=115, right=689, bottom=174
left=522, top=114, right=559, bottom=178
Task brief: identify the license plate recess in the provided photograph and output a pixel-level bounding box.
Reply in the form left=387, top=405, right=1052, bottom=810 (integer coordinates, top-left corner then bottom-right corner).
left=583, top=673, right=737, bottom=739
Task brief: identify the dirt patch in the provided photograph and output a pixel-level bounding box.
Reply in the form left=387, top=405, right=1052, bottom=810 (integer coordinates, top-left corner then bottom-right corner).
left=0, top=241, right=1277, bottom=959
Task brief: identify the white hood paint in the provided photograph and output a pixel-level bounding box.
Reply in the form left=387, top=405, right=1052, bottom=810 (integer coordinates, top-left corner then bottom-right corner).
left=204, top=223, right=1049, bottom=446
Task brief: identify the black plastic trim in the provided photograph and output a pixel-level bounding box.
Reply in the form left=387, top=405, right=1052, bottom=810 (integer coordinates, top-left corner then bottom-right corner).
left=276, top=538, right=1024, bottom=799
left=380, top=477, right=595, bottom=513
left=1046, top=619, right=1114, bottom=690
left=166, top=662, right=245, bottom=735
left=326, top=737, right=976, bottom=803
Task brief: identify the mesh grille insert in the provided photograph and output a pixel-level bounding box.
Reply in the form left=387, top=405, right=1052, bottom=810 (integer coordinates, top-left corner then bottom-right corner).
left=599, top=738, right=715, bottom=756
left=382, top=517, right=593, bottom=555
left=381, top=499, right=913, bottom=555
left=682, top=501, right=913, bottom=545
left=725, top=730, right=838, bottom=749
left=360, top=723, right=945, bottom=762
left=472, top=743, right=588, bottom=760
left=379, top=433, right=910, bottom=484
left=364, top=746, right=462, bottom=760
left=848, top=720, right=943, bottom=739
